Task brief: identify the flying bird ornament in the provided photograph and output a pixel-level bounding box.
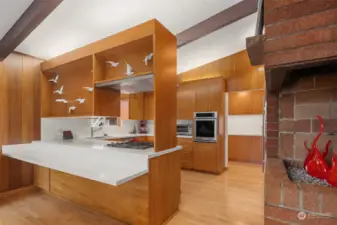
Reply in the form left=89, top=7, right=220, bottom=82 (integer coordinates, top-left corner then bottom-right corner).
left=48, top=74, right=59, bottom=84
left=55, top=99, right=68, bottom=104
left=68, top=106, right=76, bottom=113
left=125, top=62, right=134, bottom=76
left=105, top=61, right=119, bottom=67
left=75, top=98, right=85, bottom=104
left=83, top=87, right=93, bottom=92
left=143, top=53, right=153, bottom=66
left=54, top=85, right=64, bottom=95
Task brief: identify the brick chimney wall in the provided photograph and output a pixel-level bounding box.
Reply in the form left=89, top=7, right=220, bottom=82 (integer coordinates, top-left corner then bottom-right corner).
left=264, top=0, right=337, bottom=68
left=264, top=1, right=337, bottom=224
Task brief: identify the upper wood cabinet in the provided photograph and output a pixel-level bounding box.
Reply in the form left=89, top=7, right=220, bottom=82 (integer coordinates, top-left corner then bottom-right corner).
left=144, top=92, right=154, bottom=120
left=120, top=92, right=154, bottom=120
left=177, top=83, right=195, bottom=119
left=177, top=78, right=224, bottom=118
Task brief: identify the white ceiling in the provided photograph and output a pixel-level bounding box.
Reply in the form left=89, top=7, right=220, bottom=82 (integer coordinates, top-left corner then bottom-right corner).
left=15, top=0, right=243, bottom=60
left=0, top=0, right=34, bottom=40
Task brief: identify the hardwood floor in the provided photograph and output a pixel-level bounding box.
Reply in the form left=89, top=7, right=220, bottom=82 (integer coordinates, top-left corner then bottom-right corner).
left=168, top=162, right=264, bottom=225
left=0, top=187, right=124, bottom=225
left=0, top=162, right=264, bottom=225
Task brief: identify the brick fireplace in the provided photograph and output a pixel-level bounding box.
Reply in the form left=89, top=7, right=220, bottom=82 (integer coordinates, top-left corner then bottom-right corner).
left=264, top=0, right=337, bottom=224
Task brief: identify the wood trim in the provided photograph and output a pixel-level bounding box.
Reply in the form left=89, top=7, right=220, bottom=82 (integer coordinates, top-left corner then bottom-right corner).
left=176, top=0, right=258, bottom=47
left=228, top=135, right=263, bottom=164
left=153, top=20, right=177, bottom=152
left=0, top=0, right=63, bottom=61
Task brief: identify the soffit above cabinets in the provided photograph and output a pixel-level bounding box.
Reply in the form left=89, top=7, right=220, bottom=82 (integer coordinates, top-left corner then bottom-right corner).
left=15, top=0, right=243, bottom=59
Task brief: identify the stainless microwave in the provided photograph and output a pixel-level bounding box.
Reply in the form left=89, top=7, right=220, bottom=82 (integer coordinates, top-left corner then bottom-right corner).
left=194, top=112, right=218, bottom=143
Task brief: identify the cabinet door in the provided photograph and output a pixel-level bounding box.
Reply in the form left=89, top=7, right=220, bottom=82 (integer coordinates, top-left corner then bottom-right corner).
left=181, top=145, right=193, bottom=169
left=194, top=81, right=209, bottom=112
left=184, top=84, right=195, bottom=119
left=178, top=138, right=193, bottom=169
left=193, top=142, right=218, bottom=173
left=208, top=80, right=222, bottom=112
left=177, top=84, right=195, bottom=119
left=144, top=92, right=154, bottom=120
left=129, top=93, right=144, bottom=120
left=177, top=87, right=184, bottom=119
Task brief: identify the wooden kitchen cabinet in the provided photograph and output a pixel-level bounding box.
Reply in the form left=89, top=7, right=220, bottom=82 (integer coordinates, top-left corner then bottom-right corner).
left=144, top=92, right=154, bottom=120
left=177, top=138, right=194, bottom=169
left=193, top=142, right=218, bottom=173
left=177, top=83, right=195, bottom=119
left=120, top=92, right=154, bottom=120
left=194, top=79, right=222, bottom=112
left=120, top=93, right=144, bottom=120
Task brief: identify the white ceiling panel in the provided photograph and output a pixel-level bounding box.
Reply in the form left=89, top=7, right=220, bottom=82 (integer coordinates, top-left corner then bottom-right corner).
left=0, top=0, right=34, bottom=40
left=16, top=0, right=243, bottom=59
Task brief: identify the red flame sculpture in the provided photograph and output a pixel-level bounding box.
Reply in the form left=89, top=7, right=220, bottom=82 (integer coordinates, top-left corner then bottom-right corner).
left=304, top=116, right=330, bottom=179
left=327, top=150, right=337, bottom=187
left=304, top=139, right=331, bottom=167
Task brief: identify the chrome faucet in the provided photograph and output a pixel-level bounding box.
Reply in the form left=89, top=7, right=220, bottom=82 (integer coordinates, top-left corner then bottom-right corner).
left=91, top=117, right=105, bottom=138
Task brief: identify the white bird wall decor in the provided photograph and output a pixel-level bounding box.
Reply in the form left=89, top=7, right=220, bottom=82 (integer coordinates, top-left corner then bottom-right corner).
left=105, top=61, right=119, bottom=67
left=48, top=74, right=59, bottom=84
left=68, top=106, right=76, bottom=113
left=143, top=53, right=153, bottom=66
left=53, top=85, right=64, bottom=95
left=75, top=98, right=85, bottom=104
left=83, top=86, right=93, bottom=92
left=55, top=99, right=68, bottom=104
left=125, top=62, right=134, bottom=76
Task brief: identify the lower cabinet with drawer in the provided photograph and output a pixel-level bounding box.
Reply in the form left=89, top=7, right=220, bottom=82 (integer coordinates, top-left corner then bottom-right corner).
left=177, top=138, right=194, bottom=170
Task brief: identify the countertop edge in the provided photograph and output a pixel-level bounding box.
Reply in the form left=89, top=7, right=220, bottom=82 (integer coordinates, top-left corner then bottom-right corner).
left=148, top=146, right=182, bottom=159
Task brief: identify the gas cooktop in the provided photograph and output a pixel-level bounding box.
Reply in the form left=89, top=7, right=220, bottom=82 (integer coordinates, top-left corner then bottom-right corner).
left=107, top=142, right=154, bottom=150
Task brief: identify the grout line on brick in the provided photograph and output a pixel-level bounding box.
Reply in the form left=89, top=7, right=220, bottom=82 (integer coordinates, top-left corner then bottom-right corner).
left=265, top=23, right=337, bottom=43
left=280, top=182, right=284, bottom=206
left=318, top=193, right=323, bottom=214
left=265, top=40, right=337, bottom=56
left=265, top=6, right=337, bottom=27
left=268, top=203, right=337, bottom=219
left=265, top=216, right=294, bottom=224
left=299, top=188, right=303, bottom=211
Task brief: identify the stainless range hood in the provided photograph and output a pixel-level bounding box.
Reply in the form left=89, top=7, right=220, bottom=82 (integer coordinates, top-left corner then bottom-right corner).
left=95, top=73, right=154, bottom=94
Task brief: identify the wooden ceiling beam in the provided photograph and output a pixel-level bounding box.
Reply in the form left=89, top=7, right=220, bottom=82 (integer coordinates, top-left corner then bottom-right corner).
left=176, top=0, right=258, bottom=47
left=0, top=0, right=63, bottom=61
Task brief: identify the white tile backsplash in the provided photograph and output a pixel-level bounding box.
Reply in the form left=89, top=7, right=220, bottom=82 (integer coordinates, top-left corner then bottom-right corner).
left=41, top=118, right=155, bottom=141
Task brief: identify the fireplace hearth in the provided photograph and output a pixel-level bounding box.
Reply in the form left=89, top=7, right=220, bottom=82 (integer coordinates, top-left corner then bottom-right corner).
left=264, top=1, right=337, bottom=223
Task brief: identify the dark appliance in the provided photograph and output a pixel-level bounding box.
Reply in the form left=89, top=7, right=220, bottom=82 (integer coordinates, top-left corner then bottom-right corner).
left=194, top=112, right=218, bottom=143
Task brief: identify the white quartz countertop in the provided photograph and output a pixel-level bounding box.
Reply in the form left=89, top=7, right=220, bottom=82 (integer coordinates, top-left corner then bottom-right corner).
left=2, top=140, right=181, bottom=186
left=94, top=134, right=193, bottom=139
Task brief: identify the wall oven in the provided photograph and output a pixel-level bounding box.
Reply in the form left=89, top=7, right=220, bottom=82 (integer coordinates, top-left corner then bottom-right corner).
left=194, top=112, right=218, bottom=143
left=176, top=121, right=192, bottom=136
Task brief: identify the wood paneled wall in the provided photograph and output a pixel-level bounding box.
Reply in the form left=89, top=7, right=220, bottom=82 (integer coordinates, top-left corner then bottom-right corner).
left=179, top=50, right=265, bottom=92
left=0, top=53, right=42, bottom=192
left=228, top=136, right=263, bottom=164
left=228, top=90, right=265, bottom=115
left=227, top=89, right=265, bottom=164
